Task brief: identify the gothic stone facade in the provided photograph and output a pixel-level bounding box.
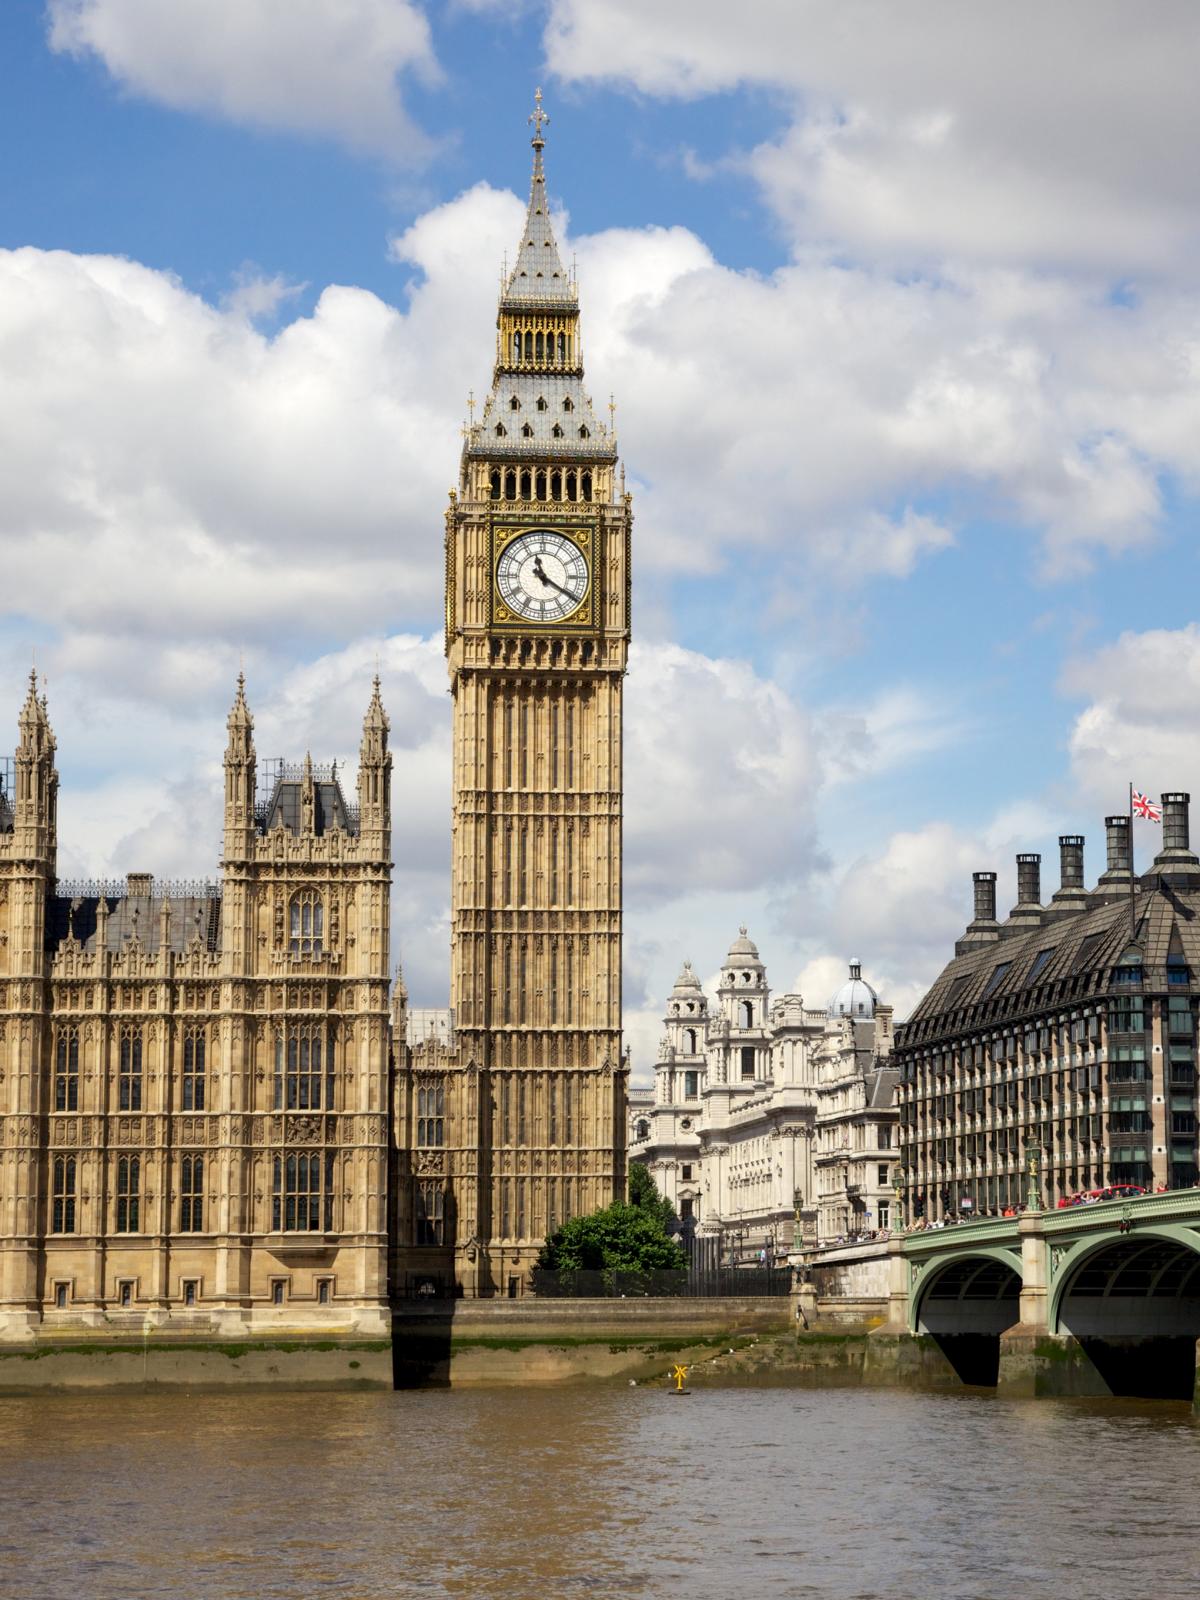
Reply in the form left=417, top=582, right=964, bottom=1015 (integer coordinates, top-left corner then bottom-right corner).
left=0, top=674, right=392, bottom=1340
left=391, top=112, right=630, bottom=1298
left=629, top=931, right=898, bottom=1255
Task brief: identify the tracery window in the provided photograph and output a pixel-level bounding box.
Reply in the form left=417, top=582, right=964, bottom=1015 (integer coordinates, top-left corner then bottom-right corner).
left=416, top=1084, right=445, bottom=1147
left=273, top=1152, right=334, bottom=1232
left=180, top=1153, right=204, bottom=1232
left=289, top=890, right=323, bottom=957
left=52, top=1155, right=76, bottom=1234
left=116, top=1155, right=140, bottom=1233
left=415, top=1181, right=445, bottom=1245
left=274, top=1025, right=334, bottom=1111
left=118, top=1028, right=143, bottom=1111
left=182, top=1026, right=206, bottom=1111
left=54, top=1027, right=79, bottom=1112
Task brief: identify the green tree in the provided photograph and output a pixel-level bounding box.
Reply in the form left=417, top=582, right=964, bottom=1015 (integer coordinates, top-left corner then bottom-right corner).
left=627, top=1159, right=675, bottom=1229
left=537, top=1201, right=686, bottom=1275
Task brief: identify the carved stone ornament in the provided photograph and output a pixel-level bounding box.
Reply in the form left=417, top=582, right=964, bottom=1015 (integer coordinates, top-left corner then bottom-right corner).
left=415, top=1150, right=445, bottom=1176
left=286, top=1115, right=323, bottom=1145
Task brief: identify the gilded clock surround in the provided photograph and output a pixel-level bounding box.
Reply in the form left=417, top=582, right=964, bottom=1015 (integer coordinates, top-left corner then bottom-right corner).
left=491, top=521, right=594, bottom=629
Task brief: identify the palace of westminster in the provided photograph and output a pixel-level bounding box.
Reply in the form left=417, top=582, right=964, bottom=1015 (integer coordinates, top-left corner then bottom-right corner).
left=2, top=104, right=1198, bottom=1343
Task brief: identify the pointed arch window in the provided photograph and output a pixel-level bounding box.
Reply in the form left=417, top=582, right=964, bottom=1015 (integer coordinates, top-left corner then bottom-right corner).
left=512, top=331, right=521, bottom=360
left=289, top=890, right=323, bottom=957
left=578, top=426, right=589, bottom=439
left=557, top=332, right=566, bottom=362
left=495, top=423, right=507, bottom=438
left=522, top=423, right=533, bottom=438
left=54, top=1027, right=79, bottom=1112
left=552, top=423, right=563, bottom=439
left=536, top=396, right=547, bottom=411
left=509, top=395, right=521, bottom=410
left=562, top=396, right=574, bottom=412
left=490, top=468, right=501, bottom=499
left=52, top=1155, right=76, bottom=1234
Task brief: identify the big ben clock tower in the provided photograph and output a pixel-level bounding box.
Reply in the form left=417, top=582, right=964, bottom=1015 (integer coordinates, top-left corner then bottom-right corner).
left=443, top=93, right=631, bottom=1293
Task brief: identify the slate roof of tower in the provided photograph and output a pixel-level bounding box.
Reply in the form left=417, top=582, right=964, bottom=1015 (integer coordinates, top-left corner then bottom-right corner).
left=501, top=132, right=576, bottom=308
left=477, top=374, right=612, bottom=458
left=898, top=878, right=1200, bottom=1047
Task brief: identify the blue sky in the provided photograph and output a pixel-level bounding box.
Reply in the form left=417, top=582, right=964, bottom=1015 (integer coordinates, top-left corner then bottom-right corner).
left=3, top=1, right=1200, bottom=1072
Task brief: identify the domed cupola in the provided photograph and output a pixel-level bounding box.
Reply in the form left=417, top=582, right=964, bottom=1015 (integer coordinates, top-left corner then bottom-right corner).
left=828, top=959, right=879, bottom=1020
left=724, top=925, right=765, bottom=975
left=672, top=959, right=703, bottom=996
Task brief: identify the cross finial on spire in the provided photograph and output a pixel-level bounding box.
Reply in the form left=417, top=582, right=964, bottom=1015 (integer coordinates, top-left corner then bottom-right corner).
left=529, top=86, right=549, bottom=143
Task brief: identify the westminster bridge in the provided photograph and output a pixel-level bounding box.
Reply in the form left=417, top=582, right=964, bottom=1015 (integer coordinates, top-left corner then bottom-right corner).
left=865, top=1187, right=1200, bottom=1399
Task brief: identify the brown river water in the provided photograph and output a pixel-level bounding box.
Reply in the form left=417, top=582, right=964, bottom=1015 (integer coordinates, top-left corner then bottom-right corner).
left=0, top=1386, right=1196, bottom=1600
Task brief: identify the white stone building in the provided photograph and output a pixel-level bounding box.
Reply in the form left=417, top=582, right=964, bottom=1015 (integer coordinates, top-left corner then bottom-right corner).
left=629, top=932, right=899, bottom=1254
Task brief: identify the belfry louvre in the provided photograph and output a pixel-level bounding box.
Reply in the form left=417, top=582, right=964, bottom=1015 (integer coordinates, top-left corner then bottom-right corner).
left=895, top=800, right=1200, bottom=1221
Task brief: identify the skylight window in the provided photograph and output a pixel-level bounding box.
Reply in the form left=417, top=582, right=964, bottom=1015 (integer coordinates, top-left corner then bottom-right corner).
left=982, top=961, right=1011, bottom=998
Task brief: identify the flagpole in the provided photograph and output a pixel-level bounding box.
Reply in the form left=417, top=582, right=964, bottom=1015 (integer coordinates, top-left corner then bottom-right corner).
left=1129, top=780, right=1136, bottom=944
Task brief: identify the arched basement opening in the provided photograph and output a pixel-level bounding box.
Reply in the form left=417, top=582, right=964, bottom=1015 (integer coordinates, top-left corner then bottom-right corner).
left=916, top=1257, right=1022, bottom=1387
left=1056, top=1236, right=1200, bottom=1400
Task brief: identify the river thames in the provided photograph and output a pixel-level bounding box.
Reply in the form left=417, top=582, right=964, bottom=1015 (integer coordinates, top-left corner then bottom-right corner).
left=0, top=1385, right=1196, bottom=1600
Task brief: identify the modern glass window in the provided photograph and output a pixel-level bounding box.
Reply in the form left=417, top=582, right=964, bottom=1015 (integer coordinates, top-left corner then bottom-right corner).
left=289, top=890, right=324, bottom=957
left=182, top=1027, right=206, bottom=1111
left=274, top=1026, right=333, bottom=1110
left=118, top=1029, right=143, bottom=1111
left=415, top=1182, right=445, bottom=1245
left=52, top=1155, right=76, bottom=1234
left=54, top=1028, right=79, bottom=1111
left=180, top=1154, right=204, bottom=1232
left=1027, top=948, right=1055, bottom=982
left=116, top=1156, right=140, bottom=1233
left=272, top=1152, right=333, bottom=1232
left=982, top=962, right=1012, bottom=998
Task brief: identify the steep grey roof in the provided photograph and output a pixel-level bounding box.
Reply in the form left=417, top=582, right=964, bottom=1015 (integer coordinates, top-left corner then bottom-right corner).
left=899, top=880, right=1197, bottom=1045
left=501, top=131, right=575, bottom=308
left=477, top=373, right=612, bottom=459
left=48, top=886, right=221, bottom=955
left=258, top=775, right=358, bottom=838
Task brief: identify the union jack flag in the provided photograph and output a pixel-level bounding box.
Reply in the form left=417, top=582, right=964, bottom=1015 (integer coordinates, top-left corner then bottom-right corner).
left=1132, top=790, right=1162, bottom=822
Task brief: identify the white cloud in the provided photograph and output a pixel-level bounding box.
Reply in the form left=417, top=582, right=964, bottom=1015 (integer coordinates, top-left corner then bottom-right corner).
left=624, top=642, right=820, bottom=903
left=543, top=0, right=1200, bottom=277
left=1063, top=624, right=1200, bottom=812
left=46, top=0, right=437, bottom=158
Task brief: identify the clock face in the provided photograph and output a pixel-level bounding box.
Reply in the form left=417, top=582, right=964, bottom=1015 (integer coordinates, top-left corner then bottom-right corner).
left=496, top=529, right=589, bottom=623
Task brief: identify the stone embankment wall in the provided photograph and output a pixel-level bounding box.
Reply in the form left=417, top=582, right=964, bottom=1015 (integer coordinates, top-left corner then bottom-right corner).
left=394, top=1297, right=793, bottom=1387
left=0, top=1335, right=393, bottom=1393
left=801, top=1239, right=891, bottom=1328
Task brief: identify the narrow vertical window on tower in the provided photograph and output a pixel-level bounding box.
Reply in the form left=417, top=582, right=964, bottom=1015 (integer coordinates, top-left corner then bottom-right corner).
left=118, top=1028, right=142, bottom=1111
left=182, top=1025, right=206, bottom=1111
left=54, top=1027, right=79, bottom=1111
left=52, top=1155, right=76, bottom=1234
left=116, top=1155, right=140, bottom=1233
left=180, top=1153, right=204, bottom=1232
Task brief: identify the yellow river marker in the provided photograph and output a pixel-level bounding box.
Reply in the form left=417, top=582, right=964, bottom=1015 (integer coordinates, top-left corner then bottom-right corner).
left=670, top=1363, right=690, bottom=1395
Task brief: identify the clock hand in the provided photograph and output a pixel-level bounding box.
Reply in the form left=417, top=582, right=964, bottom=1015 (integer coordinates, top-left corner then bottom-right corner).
left=531, top=558, right=577, bottom=600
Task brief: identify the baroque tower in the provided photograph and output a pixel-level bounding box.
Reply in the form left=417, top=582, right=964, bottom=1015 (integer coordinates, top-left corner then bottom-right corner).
left=443, top=93, right=631, bottom=1292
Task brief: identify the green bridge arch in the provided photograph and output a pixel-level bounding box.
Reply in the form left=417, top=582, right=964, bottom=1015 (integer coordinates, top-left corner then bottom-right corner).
left=1048, top=1224, right=1200, bottom=1334
left=909, top=1245, right=1023, bottom=1335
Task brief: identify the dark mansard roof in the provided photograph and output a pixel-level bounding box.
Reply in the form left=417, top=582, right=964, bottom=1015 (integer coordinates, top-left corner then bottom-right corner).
left=256, top=763, right=358, bottom=837
left=899, top=880, right=1199, bottom=1048
left=47, top=879, right=221, bottom=956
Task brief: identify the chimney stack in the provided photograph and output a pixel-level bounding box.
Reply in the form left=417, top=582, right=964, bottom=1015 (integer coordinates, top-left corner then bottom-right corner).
left=1004, top=853, right=1043, bottom=934
left=1048, top=834, right=1089, bottom=916
left=1095, top=815, right=1132, bottom=895
left=955, top=870, right=1000, bottom=954
left=1153, top=792, right=1200, bottom=882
